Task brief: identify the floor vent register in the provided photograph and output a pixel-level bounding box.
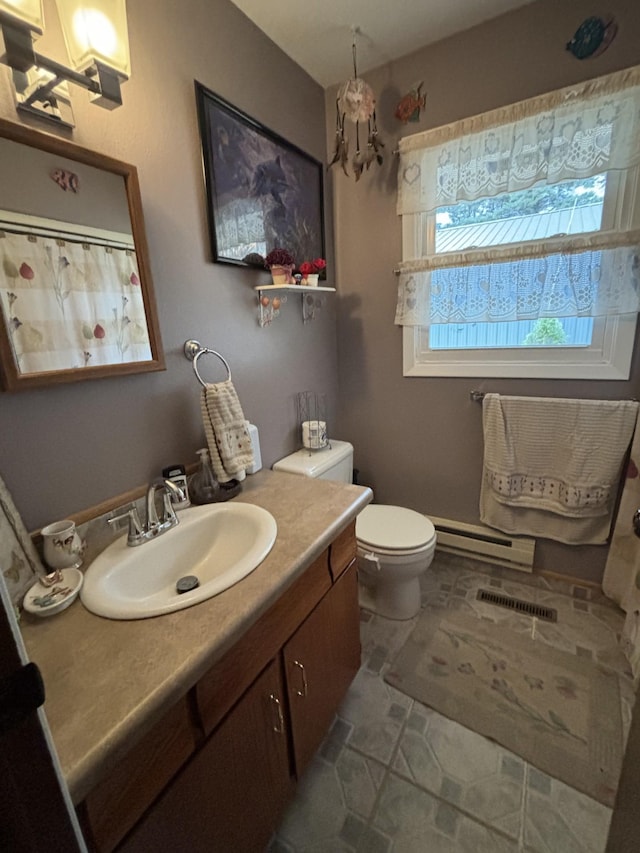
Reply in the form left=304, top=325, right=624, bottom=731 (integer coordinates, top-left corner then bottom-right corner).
left=476, top=589, right=558, bottom=622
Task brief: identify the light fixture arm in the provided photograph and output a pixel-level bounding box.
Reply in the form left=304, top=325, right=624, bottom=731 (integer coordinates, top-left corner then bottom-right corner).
left=1, top=15, right=123, bottom=121
left=2, top=19, right=121, bottom=98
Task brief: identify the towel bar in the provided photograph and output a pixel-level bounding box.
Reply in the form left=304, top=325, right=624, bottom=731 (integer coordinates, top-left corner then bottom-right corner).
left=469, top=390, right=637, bottom=404
left=184, top=339, right=231, bottom=387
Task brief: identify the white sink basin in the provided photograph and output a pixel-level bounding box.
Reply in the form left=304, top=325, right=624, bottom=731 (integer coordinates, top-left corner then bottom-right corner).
left=81, top=503, right=277, bottom=620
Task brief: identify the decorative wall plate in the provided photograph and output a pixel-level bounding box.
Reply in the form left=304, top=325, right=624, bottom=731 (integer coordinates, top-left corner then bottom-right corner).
left=395, top=82, right=426, bottom=124
left=566, top=16, right=618, bottom=60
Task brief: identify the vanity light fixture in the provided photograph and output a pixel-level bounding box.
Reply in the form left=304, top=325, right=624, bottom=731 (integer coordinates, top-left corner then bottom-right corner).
left=0, top=0, right=130, bottom=126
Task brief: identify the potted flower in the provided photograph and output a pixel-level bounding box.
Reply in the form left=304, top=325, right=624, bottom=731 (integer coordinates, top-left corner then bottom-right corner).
left=265, top=248, right=295, bottom=285
left=299, top=257, right=326, bottom=286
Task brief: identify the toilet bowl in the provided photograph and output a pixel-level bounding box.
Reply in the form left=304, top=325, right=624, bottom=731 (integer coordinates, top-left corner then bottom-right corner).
left=272, top=441, right=437, bottom=620
left=356, top=504, right=436, bottom=620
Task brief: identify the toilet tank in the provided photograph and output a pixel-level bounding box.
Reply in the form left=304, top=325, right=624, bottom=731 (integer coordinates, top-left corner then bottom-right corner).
left=273, top=440, right=354, bottom=483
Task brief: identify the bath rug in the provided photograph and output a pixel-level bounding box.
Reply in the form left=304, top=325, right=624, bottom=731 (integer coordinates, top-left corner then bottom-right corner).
left=385, top=609, right=623, bottom=806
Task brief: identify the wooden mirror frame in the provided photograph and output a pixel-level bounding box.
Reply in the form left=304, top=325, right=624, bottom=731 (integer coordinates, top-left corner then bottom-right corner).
left=0, top=118, right=165, bottom=391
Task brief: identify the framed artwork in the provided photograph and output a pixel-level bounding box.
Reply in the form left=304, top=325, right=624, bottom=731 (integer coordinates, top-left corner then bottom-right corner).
left=0, top=472, right=44, bottom=606
left=195, top=82, right=325, bottom=268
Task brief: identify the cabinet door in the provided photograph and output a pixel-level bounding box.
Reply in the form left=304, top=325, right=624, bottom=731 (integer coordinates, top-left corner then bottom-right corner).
left=82, top=697, right=196, bottom=852
left=283, top=562, right=360, bottom=776
left=119, top=659, right=293, bottom=853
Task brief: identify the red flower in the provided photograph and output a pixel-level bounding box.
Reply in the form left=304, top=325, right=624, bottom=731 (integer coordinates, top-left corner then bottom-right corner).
left=299, top=257, right=327, bottom=275
left=93, top=324, right=106, bottom=339
left=19, top=263, right=34, bottom=280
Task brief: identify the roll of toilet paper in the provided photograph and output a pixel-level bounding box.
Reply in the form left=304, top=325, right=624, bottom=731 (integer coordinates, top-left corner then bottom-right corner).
left=302, top=420, right=327, bottom=450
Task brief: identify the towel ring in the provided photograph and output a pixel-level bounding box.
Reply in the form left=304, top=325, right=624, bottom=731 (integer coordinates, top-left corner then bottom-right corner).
left=183, top=339, right=231, bottom=388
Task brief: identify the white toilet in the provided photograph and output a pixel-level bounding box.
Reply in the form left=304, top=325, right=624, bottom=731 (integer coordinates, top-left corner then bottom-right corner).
left=273, top=440, right=437, bottom=620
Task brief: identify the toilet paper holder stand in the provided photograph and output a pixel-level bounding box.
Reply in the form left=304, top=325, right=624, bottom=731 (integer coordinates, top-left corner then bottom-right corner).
left=296, top=390, right=328, bottom=451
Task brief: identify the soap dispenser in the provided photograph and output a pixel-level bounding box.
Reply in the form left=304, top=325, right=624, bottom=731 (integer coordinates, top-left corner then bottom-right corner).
left=188, top=448, right=221, bottom=504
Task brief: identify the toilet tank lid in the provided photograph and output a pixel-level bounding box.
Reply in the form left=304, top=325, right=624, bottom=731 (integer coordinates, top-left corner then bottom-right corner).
left=272, top=440, right=353, bottom=478
left=356, top=505, right=436, bottom=551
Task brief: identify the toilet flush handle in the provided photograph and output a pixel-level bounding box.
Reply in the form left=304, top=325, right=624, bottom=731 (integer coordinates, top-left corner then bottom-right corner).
left=362, top=552, right=381, bottom=571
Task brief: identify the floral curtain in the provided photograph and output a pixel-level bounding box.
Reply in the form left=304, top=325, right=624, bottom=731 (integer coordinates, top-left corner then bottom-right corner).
left=0, top=229, right=152, bottom=374
left=395, top=65, right=640, bottom=328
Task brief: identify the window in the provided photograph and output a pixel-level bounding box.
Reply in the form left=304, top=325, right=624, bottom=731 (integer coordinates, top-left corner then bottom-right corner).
left=395, top=67, right=640, bottom=379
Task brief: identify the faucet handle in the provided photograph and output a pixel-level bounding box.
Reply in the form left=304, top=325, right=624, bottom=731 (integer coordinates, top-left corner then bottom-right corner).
left=147, top=479, right=184, bottom=530
left=158, top=479, right=184, bottom=525
left=108, top=505, right=144, bottom=545
left=161, top=489, right=179, bottom=526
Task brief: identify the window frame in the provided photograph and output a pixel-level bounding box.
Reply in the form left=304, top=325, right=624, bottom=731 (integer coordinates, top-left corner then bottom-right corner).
left=401, top=164, right=640, bottom=381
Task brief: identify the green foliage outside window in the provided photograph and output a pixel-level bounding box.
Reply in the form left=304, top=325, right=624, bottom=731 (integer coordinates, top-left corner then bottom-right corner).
left=522, top=318, right=568, bottom=346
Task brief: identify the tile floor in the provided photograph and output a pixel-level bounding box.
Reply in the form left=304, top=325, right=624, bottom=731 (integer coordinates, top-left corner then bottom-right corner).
left=269, top=552, right=636, bottom=853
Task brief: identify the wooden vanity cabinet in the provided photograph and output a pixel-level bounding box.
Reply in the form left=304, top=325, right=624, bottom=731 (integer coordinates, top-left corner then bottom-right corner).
left=82, top=523, right=360, bottom=853
left=80, top=696, right=197, bottom=853
left=284, top=564, right=360, bottom=774
left=118, top=658, right=293, bottom=853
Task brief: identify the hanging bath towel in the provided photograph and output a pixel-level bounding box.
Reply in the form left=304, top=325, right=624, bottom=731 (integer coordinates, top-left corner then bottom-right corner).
left=200, top=380, right=254, bottom=483
left=479, top=394, right=639, bottom=545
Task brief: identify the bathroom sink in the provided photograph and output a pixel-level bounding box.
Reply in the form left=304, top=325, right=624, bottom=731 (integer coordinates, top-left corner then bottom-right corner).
left=81, top=503, right=277, bottom=620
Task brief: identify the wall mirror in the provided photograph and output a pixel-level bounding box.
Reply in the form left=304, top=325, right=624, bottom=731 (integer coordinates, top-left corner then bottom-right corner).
left=0, top=118, right=165, bottom=391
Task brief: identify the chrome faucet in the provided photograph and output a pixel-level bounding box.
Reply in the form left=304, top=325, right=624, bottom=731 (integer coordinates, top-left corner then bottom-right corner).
left=109, top=478, right=185, bottom=546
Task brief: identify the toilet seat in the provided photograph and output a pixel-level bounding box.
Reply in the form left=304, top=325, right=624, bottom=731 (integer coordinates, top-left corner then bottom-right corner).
left=356, top=504, right=436, bottom=553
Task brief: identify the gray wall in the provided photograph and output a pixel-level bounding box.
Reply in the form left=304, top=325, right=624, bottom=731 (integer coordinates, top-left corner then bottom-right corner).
left=330, top=0, right=640, bottom=582
left=0, top=0, right=337, bottom=531
left=0, top=138, right=132, bottom=232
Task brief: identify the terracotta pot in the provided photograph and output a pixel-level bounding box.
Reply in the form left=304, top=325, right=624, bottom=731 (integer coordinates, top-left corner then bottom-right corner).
left=270, top=264, right=294, bottom=285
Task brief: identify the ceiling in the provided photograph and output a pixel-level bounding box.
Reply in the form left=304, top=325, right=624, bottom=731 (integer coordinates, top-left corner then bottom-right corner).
left=229, top=0, right=538, bottom=88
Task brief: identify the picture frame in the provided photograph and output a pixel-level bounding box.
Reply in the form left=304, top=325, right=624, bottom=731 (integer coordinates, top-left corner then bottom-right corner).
left=0, top=472, right=44, bottom=606
left=195, top=82, right=325, bottom=268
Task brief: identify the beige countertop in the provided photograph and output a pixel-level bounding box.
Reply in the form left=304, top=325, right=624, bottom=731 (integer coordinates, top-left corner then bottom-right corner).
left=20, top=470, right=372, bottom=804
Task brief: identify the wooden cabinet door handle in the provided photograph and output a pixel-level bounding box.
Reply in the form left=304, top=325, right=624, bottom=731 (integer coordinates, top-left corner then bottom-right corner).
left=292, top=660, right=308, bottom=697
left=269, top=692, right=285, bottom=734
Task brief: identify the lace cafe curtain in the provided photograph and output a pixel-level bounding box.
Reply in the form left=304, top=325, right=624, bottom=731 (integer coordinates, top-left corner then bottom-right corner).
left=394, top=66, right=640, bottom=327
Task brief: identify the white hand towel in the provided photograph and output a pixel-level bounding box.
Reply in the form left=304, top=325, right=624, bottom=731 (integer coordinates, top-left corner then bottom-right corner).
left=480, top=394, right=639, bottom=544
left=200, top=380, right=254, bottom=483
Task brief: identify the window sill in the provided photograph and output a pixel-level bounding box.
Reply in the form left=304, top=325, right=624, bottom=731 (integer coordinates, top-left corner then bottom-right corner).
left=402, top=314, right=638, bottom=380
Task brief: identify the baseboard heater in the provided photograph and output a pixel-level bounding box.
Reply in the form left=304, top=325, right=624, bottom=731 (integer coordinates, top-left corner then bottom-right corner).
left=429, top=515, right=535, bottom=573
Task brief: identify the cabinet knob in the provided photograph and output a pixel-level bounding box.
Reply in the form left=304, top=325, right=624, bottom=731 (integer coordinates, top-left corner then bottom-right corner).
left=269, top=693, right=285, bottom=734
left=292, top=660, right=308, bottom=697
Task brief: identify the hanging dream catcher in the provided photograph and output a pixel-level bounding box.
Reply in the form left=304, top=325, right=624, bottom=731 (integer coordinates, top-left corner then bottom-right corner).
left=328, top=32, right=384, bottom=181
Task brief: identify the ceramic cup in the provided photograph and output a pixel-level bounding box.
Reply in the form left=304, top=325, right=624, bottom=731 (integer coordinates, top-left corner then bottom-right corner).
left=41, top=520, right=85, bottom=570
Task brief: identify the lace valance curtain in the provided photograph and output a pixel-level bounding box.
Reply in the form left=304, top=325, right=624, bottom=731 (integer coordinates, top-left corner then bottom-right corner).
left=395, top=66, right=640, bottom=327
left=397, top=66, right=640, bottom=215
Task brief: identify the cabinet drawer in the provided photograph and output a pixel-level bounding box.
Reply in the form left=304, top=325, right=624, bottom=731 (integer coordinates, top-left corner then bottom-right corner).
left=196, top=549, right=332, bottom=736
left=82, top=696, right=197, bottom=853
left=329, top=521, right=357, bottom=582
